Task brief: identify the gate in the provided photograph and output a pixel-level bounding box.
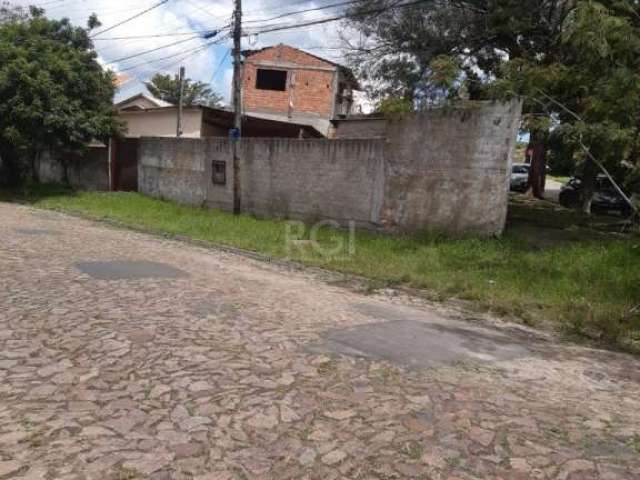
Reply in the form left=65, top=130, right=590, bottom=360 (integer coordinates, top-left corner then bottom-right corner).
left=111, top=138, right=139, bottom=191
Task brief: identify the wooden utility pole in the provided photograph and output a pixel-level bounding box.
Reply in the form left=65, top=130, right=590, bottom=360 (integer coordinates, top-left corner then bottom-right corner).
left=177, top=66, right=185, bottom=138
left=232, top=0, right=242, bottom=215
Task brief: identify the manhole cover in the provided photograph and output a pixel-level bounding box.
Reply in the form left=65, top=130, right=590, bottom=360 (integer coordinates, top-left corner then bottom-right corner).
left=75, top=261, right=189, bottom=280
left=15, top=229, right=58, bottom=235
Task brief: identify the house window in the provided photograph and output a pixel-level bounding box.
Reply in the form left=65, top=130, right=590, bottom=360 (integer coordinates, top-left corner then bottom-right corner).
left=212, top=160, right=226, bottom=185
left=256, top=69, right=287, bottom=91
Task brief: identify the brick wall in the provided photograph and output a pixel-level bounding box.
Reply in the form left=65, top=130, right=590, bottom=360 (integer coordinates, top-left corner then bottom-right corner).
left=242, top=45, right=337, bottom=119
left=139, top=100, right=523, bottom=235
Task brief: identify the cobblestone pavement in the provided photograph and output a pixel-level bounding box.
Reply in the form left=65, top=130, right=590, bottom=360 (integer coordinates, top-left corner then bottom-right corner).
left=1, top=203, right=640, bottom=480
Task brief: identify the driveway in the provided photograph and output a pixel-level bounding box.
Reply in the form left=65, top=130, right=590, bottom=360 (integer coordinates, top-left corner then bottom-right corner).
left=1, top=203, right=639, bottom=480
left=543, top=179, right=565, bottom=203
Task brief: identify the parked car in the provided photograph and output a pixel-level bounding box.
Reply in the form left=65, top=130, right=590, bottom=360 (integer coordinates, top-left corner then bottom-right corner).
left=559, top=175, right=632, bottom=216
left=510, top=163, right=530, bottom=192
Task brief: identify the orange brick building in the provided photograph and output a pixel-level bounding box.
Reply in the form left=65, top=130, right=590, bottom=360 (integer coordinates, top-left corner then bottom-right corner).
left=241, top=44, right=359, bottom=136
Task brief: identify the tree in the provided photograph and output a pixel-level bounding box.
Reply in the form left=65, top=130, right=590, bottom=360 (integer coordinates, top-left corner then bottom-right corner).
left=345, top=1, right=640, bottom=212
left=0, top=5, right=120, bottom=185
left=146, top=73, right=223, bottom=108
left=0, top=2, right=26, bottom=23
left=345, top=1, right=578, bottom=198
left=495, top=1, right=640, bottom=212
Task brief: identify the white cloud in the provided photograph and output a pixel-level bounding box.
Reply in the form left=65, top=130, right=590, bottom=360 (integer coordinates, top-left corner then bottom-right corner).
left=7, top=0, right=362, bottom=107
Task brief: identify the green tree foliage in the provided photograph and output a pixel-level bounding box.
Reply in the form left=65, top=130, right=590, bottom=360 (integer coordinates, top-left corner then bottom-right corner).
left=146, top=73, right=223, bottom=108
left=346, top=1, right=640, bottom=212
left=494, top=1, right=640, bottom=210
left=0, top=4, right=120, bottom=184
left=377, top=97, right=414, bottom=118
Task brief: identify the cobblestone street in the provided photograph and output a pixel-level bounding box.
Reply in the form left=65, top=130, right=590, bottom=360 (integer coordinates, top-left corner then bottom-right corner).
left=1, top=203, right=639, bottom=479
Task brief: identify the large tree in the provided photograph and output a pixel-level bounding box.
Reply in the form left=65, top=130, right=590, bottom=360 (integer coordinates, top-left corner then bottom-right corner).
left=494, top=1, right=640, bottom=212
left=345, top=0, right=578, bottom=198
left=146, top=73, right=223, bottom=108
left=345, top=0, right=640, bottom=212
left=0, top=4, right=120, bottom=185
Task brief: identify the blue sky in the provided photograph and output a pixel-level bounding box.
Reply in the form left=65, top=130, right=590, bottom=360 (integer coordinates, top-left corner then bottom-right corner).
left=9, top=0, right=352, bottom=104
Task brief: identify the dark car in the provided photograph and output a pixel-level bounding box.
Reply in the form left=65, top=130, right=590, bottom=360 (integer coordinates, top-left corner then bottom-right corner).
left=559, top=175, right=632, bottom=216
left=510, top=163, right=530, bottom=192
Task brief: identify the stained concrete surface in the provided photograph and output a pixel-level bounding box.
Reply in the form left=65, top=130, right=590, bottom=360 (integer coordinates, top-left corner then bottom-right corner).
left=75, top=260, right=189, bottom=280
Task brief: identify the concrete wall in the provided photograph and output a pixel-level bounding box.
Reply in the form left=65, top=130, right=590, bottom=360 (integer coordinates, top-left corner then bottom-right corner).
left=380, top=101, right=521, bottom=233
left=38, top=147, right=109, bottom=191
left=217, top=139, right=385, bottom=228
left=119, top=108, right=203, bottom=138
left=331, top=118, right=388, bottom=139
left=139, top=100, right=522, bottom=235
left=138, top=138, right=207, bottom=205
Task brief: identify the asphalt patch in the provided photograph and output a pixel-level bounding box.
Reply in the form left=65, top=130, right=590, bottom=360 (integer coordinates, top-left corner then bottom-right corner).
left=75, top=261, right=189, bottom=280
left=314, top=303, right=530, bottom=369
left=15, top=229, right=58, bottom=236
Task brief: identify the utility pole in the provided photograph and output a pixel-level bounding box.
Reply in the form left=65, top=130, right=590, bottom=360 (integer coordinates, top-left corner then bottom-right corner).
left=177, top=66, right=185, bottom=138
left=232, top=0, right=242, bottom=215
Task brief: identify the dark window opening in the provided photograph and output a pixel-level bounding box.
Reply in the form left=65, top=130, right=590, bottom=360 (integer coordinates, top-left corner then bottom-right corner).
left=212, top=160, right=226, bottom=185
left=256, top=69, right=287, bottom=91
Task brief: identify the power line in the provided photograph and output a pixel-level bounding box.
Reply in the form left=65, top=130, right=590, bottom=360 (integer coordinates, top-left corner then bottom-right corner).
left=118, top=35, right=229, bottom=72
left=157, top=41, right=224, bottom=72
left=93, top=31, right=218, bottom=41
left=209, top=49, right=231, bottom=84
left=31, top=0, right=65, bottom=7
left=95, top=11, right=229, bottom=58
left=242, top=0, right=319, bottom=20
left=244, top=0, right=430, bottom=36
left=44, top=1, right=158, bottom=18
left=90, top=0, right=170, bottom=38
left=117, top=44, right=210, bottom=72
left=183, top=0, right=224, bottom=21
left=105, top=29, right=227, bottom=66
left=242, top=0, right=366, bottom=25
left=116, top=41, right=224, bottom=95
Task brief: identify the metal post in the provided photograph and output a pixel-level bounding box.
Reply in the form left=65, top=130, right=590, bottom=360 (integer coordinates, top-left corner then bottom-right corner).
left=232, top=0, right=242, bottom=215
left=177, top=66, right=185, bottom=138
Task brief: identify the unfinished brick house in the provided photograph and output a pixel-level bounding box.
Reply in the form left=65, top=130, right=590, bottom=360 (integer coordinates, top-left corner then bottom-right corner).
left=241, top=44, right=359, bottom=136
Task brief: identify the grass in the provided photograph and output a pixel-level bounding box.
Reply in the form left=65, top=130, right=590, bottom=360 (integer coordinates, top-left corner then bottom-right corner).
left=548, top=175, right=571, bottom=185
left=3, top=184, right=640, bottom=350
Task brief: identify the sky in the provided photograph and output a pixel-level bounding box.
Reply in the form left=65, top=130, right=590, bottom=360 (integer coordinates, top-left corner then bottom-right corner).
left=9, top=0, right=357, bottom=104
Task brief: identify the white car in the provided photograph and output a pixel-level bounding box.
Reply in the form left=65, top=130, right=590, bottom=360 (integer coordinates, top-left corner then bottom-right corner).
left=510, top=163, right=530, bottom=192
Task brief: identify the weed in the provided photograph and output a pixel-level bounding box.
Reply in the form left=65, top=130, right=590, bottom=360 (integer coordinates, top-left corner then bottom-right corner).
left=401, top=440, right=424, bottom=460
left=317, top=361, right=338, bottom=376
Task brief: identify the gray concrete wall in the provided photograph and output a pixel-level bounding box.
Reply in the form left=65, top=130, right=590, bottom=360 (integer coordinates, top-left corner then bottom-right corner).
left=38, top=147, right=109, bottom=191
left=331, top=118, right=388, bottom=139
left=138, top=100, right=522, bottom=235
left=381, top=101, right=522, bottom=234
left=238, top=139, right=385, bottom=228
left=138, top=138, right=207, bottom=205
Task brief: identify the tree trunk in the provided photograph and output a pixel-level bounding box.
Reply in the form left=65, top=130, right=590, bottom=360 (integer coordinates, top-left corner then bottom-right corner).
left=581, top=155, right=598, bottom=215
left=0, top=142, right=21, bottom=187
left=61, top=157, right=70, bottom=186
left=528, top=129, right=547, bottom=199
left=31, top=150, right=40, bottom=184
